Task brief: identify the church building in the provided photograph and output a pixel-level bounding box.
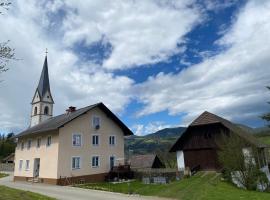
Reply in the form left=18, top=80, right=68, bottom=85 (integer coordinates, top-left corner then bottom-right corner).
left=14, top=55, right=133, bottom=185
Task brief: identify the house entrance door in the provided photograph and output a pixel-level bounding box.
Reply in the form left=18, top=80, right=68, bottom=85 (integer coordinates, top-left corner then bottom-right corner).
left=34, top=158, right=40, bottom=177
left=110, top=156, right=115, bottom=170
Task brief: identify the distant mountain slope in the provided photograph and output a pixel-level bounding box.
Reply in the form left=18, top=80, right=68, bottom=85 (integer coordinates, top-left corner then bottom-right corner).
left=125, top=127, right=186, bottom=155
left=145, top=127, right=186, bottom=138
left=237, top=124, right=270, bottom=134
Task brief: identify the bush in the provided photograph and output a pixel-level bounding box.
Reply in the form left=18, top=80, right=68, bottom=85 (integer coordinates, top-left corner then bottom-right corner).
left=217, top=133, right=268, bottom=191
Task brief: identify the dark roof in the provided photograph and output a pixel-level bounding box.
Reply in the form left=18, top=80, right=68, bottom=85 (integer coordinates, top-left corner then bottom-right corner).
left=170, top=111, right=268, bottom=152
left=15, top=102, right=133, bottom=138
left=36, top=56, right=52, bottom=99
left=130, top=154, right=160, bottom=168
left=2, top=153, right=15, bottom=162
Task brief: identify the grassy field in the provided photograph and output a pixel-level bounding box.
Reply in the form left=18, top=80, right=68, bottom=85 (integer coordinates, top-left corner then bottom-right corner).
left=257, top=135, right=270, bottom=145
left=75, top=172, right=270, bottom=200
left=0, top=185, right=55, bottom=200
left=0, top=173, right=8, bottom=178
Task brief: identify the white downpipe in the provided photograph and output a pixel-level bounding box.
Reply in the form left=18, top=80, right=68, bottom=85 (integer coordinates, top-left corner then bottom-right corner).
left=176, top=151, right=185, bottom=171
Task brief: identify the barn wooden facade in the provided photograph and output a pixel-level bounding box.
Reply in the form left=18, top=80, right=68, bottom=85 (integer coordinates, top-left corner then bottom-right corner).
left=170, top=111, right=269, bottom=171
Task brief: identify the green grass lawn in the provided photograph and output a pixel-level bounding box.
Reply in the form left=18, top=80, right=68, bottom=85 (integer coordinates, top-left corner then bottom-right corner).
left=75, top=172, right=270, bottom=200
left=257, top=136, right=270, bottom=145
left=0, top=186, right=55, bottom=200
left=0, top=173, right=8, bottom=178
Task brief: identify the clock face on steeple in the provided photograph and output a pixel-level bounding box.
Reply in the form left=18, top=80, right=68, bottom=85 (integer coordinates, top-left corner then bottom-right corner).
left=30, top=55, right=54, bottom=127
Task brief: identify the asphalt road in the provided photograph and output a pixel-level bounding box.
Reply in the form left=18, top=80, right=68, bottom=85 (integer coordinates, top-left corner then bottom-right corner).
left=0, top=173, right=169, bottom=200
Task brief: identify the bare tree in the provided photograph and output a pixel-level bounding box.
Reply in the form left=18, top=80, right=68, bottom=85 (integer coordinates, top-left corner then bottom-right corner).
left=261, top=86, right=270, bottom=127
left=0, top=1, right=11, bottom=14
left=0, top=1, right=15, bottom=75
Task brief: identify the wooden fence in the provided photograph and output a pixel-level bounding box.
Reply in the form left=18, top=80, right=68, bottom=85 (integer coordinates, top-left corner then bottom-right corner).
left=132, top=168, right=182, bottom=182
left=0, top=163, right=14, bottom=172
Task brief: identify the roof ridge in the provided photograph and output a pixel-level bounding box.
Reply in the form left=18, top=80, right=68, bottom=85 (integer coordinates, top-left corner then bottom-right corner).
left=15, top=102, right=133, bottom=138
left=29, top=103, right=101, bottom=128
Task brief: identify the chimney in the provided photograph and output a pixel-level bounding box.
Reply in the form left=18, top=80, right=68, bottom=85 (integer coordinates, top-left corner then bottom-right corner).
left=66, top=106, right=76, bottom=114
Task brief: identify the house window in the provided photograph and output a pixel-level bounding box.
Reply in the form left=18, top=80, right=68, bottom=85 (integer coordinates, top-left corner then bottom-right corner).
left=92, top=156, right=99, bottom=168
left=34, top=107, right=37, bottom=115
left=37, top=138, right=41, bottom=148
left=47, top=136, right=52, bottom=147
left=27, top=139, right=31, bottom=150
left=19, top=160, right=23, bottom=171
left=72, top=134, right=82, bottom=147
left=92, top=116, right=100, bottom=129
left=92, top=135, right=99, bottom=146
left=72, top=157, right=81, bottom=170
left=21, top=141, right=24, bottom=150
left=109, top=136, right=115, bottom=146
left=44, top=106, right=49, bottom=115
left=25, top=160, right=30, bottom=171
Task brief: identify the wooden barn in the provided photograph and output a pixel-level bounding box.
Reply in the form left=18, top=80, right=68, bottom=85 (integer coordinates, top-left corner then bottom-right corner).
left=130, top=154, right=165, bottom=169
left=170, top=111, right=269, bottom=171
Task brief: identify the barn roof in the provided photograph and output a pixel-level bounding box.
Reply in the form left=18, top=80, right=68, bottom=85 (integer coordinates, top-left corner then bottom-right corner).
left=130, top=154, right=161, bottom=169
left=170, top=111, right=268, bottom=152
left=15, top=102, right=133, bottom=138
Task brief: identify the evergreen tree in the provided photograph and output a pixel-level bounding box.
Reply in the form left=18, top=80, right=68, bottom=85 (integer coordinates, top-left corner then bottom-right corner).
left=0, top=133, right=16, bottom=161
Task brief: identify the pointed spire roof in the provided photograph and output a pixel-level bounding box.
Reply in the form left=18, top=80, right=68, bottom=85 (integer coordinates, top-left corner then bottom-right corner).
left=37, top=56, right=51, bottom=98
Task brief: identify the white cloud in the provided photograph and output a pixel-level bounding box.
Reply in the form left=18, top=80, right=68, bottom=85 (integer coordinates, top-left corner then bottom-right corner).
left=0, top=1, right=134, bottom=132
left=132, top=121, right=174, bottom=136
left=136, top=0, right=270, bottom=126
left=201, top=0, right=239, bottom=12
left=60, top=0, right=203, bottom=70
left=1, top=0, right=269, bottom=134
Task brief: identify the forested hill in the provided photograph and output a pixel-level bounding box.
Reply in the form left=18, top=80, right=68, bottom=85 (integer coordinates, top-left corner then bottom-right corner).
left=125, top=127, right=186, bottom=155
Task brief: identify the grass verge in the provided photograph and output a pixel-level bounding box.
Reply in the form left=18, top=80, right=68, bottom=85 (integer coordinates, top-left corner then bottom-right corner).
left=75, top=172, right=270, bottom=200
left=0, top=185, right=56, bottom=200
left=0, top=173, right=8, bottom=178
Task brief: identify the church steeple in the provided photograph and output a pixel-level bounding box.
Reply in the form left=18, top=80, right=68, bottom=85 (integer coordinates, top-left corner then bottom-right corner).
left=30, top=54, right=54, bottom=127
left=37, top=56, right=51, bottom=99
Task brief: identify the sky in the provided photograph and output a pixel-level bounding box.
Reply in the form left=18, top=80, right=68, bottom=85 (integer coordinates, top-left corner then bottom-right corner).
left=0, top=0, right=270, bottom=136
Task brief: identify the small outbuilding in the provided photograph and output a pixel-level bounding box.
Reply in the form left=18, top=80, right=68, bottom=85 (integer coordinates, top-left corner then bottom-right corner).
left=130, top=154, right=165, bottom=169
left=170, top=111, right=269, bottom=171
left=2, top=153, right=15, bottom=164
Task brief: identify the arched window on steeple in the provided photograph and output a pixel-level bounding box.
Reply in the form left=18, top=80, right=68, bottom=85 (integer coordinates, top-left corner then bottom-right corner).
left=34, top=107, right=37, bottom=115
left=44, top=106, right=49, bottom=115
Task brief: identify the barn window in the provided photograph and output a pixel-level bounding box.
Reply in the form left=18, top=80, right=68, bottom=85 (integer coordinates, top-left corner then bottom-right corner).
left=34, top=107, right=37, bottom=115
left=44, top=106, right=49, bottom=115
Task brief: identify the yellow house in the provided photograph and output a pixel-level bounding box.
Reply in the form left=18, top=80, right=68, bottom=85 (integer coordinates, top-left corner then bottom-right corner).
left=14, top=56, right=133, bottom=185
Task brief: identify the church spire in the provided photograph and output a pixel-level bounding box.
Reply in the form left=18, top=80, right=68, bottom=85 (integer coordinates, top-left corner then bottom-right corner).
left=30, top=53, right=54, bottom=127
left=37, top=55, right=51, bottom=99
